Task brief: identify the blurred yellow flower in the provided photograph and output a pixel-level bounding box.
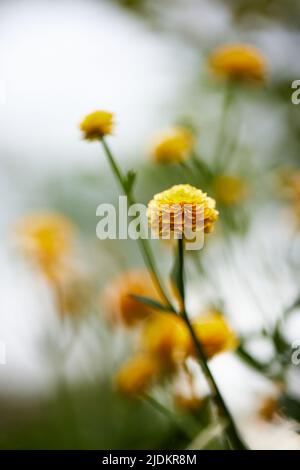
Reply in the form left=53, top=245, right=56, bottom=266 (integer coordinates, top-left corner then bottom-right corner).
left=80, top=110, right=114, bottom=140
left=213, top=174, right=246, bottom=205
left=209, top=43, right=267, bottom=82
left=150, top=127, right=195, bottom=163
left=54, top=268, right=91, bottom=317
left=174, top=392, right=202, bottom=412
left=15, top=212, right=75, bottom=279
left=116, top=353, right=161, bottom=396
left=190, top=310, right=238, bottom=358
left=279, top=169, right=300, bottom=226
left=147, top=184, right=219, bottom=237
left=141, top=313, right=190, bottom=367
left=103, top=269, right=165, bottom=327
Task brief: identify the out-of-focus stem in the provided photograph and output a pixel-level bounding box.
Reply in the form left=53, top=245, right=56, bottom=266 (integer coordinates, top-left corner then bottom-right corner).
left=100, top=138, right=175, bottom=312
left=213, top=80, right=234, bottom=171
left=144, top=394, right=194, bottom=440
left=177, top=238, right=248, bottom=450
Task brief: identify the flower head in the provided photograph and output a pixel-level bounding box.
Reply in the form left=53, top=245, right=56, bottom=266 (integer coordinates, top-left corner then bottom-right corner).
left=80, top=110, right=114, bottom=140
left=150, top=127, right=195, bottom=163
left=213, top=174, right=246, bottom=205
left=15, top=212, right=75, bottom=278
left=116, top=353, right=161, bottom=396
left=141, top=313, right=190, bottom=367
left=147, top=184, right=218, bottom=238
left=209, top=43, right=267, bottom=82
left=103, top=269, right=164, bottom=327
left=190, top=310, right=238, bottom=358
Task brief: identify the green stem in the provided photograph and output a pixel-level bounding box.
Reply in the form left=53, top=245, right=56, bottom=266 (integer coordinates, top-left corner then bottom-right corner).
left=237, top=345, right=271, bottom=375
left=100, top=138, right=175, bottom=312
left=177, top=238, right=248, bottom=450
left=213, top=80, right=234, bottom=172
left=144, top=394, right=194, bottom=440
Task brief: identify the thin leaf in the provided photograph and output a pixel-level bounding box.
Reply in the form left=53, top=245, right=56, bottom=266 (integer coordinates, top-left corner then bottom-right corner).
left=130, top=294, right=170, bottom=312
left=124, top=169, right=137, bottom=194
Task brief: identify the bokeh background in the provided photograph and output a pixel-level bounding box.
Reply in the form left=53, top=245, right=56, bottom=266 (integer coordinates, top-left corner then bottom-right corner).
left=1, top=0, right=300, bottom=450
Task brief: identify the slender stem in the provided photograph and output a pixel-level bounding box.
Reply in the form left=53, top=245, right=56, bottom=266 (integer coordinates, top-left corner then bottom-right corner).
left=237, top=345, right=271, bottom=375
left=144, top=394, right=195, bottom=440
left=177, top=238, right=248, bottom=450
left=100, top=138, right=175, bottom=312
left=213, top=80, right=234, bottom=172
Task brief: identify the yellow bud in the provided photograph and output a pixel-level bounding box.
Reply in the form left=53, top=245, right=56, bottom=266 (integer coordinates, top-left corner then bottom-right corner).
left=80, top=110, right=114, bottom=140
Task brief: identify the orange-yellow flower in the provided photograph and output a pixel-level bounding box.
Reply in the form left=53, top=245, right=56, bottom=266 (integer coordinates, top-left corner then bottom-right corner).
left=174, top=392, right=202, bottom=412
left=15, top=212, right=75, bottom=279
left=141, top=313, right=190, bottom=366
left=103, top=269, right=165, bottom=327
left=213, top=174, right=246, bottom=205
left=116, top=353, right=161, bottom=396
left=209, top=43, right=267, bottom=82
left=147, top=184, right=219, bottom=238
left=190, top=310, right=238, bottom=358
left=80, top=110, right=114, bottom=140
left=151, top=127, right=195, bottom=164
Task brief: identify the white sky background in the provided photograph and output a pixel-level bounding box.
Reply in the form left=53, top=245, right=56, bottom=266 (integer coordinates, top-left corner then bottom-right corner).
left=0, top=0, right=195, bottom=174
left=0, top=0, right=198, bottom=392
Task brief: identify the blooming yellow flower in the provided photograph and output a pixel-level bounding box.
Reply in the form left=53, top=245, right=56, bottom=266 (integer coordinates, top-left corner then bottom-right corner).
left=190, top=310, right=238, bottom=358
left=103, top=269, right=165, bottom=327
left=213, top=174, right=246, bottom=205
left=15, top=212, right=75, bottom=278
left=150, top=127, right=195, bottom=163
left=147, top=184, right=219, bottom=238
left=80, top=110, right=114, bottom=140
left=141, top=313, right=190, bottom=367
left=116, top=353, right=161, bottom=396
left=209, top=43, right=267, bottom=82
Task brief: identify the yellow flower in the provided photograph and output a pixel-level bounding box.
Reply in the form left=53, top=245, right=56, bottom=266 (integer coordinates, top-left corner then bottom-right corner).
left=213, top=174, right=246, bottom=205
left=103, top=269, right=165, bottom=327
left=141, top=313, right=190, bottom=367
left=54, top=269, right=91, bottom=317
left=80, top=110, right=114, bottom=140
left=150, top=127, right=195, bottom=163
left=279, top=169, right=300, bottom=227
left=190, top=310, right=238, bottom=358
left=147, top=184, right=219, bottom=238
left=141, top=309, right=237, bottom=364
left=174, top=392, right=202, bottom=412
left=15, top=212, right=75, bottom=278
left=209, top=43, right=267, bottom=82
left=116, top=353, right=161, bottom=396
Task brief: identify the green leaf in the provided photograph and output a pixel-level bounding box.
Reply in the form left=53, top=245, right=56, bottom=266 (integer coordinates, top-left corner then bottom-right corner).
left=130, top=294, right=170, bottom=312
left=124, top=169, right=137, bottom=194
left=279, top=394, right=300, bottom=423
